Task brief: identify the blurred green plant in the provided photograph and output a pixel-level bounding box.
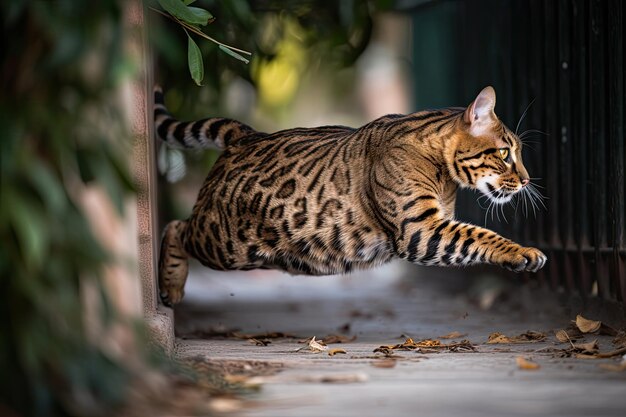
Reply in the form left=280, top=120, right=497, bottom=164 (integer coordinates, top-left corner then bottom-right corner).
left=0, top=1, right=138, bottom=416
left=152, top=0, right=252, bottom=85
left=151, top=0, right=393, bottom=116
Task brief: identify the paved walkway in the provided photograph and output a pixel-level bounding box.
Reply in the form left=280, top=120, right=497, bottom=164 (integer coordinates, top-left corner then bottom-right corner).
left=174, top=262, right=626, bottom=417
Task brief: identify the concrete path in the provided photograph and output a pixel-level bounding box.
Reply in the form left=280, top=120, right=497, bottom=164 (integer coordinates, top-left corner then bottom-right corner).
left=174, top=262, right=626, bottom=417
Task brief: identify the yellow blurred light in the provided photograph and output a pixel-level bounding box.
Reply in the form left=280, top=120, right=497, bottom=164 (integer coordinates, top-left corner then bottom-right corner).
left=253, top=19, right=306, bottom=107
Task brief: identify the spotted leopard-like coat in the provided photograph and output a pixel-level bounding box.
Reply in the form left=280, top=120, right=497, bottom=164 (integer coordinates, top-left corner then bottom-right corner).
left=155, top=86, right=546, bottom=305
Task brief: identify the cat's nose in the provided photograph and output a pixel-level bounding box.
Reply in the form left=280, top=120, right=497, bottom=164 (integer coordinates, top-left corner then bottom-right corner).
left=521, top=178, right=530, bottom=187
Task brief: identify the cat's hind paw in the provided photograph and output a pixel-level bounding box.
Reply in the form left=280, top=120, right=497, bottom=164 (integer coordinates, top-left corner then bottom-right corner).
left=160, top=287, right=185, bottom=307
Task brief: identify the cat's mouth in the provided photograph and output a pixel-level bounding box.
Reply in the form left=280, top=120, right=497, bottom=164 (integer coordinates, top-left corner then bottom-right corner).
left=483, top=183, right=516, bottom=203
left=476, top=177, right=518, bottom=204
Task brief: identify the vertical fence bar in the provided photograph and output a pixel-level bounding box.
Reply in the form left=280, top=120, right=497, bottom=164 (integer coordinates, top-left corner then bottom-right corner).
left=543, top=0, right=562, bottom=290
left=607, top=0, right=624, bottom=301
left=513, top=0, right=533, bottom=250
left=589, top=0, right=610, bottom=299
left=558, top=0, right=575, bottom=291
left=527, top=0, right=548, bottom=285
left=570, top=0, right=592, bottom=295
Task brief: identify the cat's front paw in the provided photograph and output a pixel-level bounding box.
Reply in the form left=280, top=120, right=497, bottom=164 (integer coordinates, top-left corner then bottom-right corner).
left=502, top=246, right=547, bottom=273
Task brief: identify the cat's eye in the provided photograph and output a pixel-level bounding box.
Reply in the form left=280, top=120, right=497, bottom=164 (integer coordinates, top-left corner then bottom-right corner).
left=499, top=148, right=510, bottom=161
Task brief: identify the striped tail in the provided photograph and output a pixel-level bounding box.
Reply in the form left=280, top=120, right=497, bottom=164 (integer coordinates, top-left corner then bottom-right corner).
left=154, top=86, right=257, bottom=150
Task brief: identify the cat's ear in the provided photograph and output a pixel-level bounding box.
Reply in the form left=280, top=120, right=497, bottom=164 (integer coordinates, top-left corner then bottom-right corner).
left=464, top=86, right=497, bottom=136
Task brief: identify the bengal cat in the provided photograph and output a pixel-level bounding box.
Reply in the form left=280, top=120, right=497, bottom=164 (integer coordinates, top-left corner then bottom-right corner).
left=155, top=86, right=546, bottom=306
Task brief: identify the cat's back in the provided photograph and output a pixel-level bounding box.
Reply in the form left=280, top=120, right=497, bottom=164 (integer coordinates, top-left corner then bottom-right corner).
left=185, top=122, right=390, bottom=274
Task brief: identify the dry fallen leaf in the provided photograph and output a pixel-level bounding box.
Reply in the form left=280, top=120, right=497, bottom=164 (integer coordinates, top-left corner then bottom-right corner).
left=572, top=339, right=599, bottom=354
left=487, top=333, right=511, bottom=344
left=516, top=356, right=540, bottom=370
left=575, top=315, right=602, bottom=333
left=487, top=331, right=546, bottom=344
left=555, top=330, right=570, bottom=343
left=248, top=338, right=271, bottom=346
left=371, top=359, right=397, bottom=368
left=308, top=336, right=328, bottom=352
left=439, top=331, right=467, bottom=339
left=554, top=326, right=585, bottom=343
left=374, top=338, right=476, bottom=354
left=328, top=348, right=347, bottom=356
left=373, top=347, right=394, bottom=356
left=558, top=339, right=626, bottom=359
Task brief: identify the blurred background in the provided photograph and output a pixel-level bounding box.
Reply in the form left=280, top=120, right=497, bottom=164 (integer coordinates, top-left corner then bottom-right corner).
left=1, top=0, right=624, bottom=416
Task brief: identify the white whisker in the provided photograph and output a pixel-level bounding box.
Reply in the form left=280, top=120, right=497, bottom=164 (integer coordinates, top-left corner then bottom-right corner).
left=515, top=98, right=536, bottom=136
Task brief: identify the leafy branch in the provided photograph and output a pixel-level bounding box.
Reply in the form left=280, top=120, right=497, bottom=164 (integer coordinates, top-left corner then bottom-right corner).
left=153, top=0, right=251, bottom=85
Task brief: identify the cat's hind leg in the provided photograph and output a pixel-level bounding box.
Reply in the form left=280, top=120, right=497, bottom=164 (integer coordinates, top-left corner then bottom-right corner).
left=158, top=220, right=189, bottom=306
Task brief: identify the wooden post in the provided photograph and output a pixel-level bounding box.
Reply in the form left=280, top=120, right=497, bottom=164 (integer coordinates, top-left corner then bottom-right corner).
left=126, top=0, right=175, bottom=354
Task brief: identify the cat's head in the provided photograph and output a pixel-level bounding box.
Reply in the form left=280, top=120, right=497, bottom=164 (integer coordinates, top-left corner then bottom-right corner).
left=447, top=86, right=530, bottom=204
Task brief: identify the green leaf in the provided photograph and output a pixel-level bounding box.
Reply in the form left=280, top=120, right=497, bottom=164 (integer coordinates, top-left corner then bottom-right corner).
left=218, top=45, right=250, bottom=64
left=187, top=35, right=204, bottom=85
left=157, top=0, right=212, bottom=25
left=183, top=0, right=197, bottom=4
left=187, top=6, right=213, bottom=23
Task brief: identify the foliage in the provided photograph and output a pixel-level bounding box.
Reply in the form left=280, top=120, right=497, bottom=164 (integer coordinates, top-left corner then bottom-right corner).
left=153, top=0, right=251, bottom=85
left=150, top=0, right=393, bottom=117
left=0, top=1, right=137, bottom=415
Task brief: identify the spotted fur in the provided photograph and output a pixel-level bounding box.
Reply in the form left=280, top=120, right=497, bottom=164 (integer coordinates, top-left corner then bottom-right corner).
left=155, top=86, right=546, bottom=305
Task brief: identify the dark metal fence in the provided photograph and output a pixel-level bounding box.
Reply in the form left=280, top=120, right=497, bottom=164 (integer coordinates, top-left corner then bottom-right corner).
left=409, top=0, right=625, bottom=303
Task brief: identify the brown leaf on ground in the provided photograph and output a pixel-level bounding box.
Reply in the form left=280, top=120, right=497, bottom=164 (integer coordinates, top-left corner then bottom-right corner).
left=516, top=356, right=540, bottom=370
left=575, top=315, right=601, bottom=333
left=554, top=326, right=585, bottom=343
left=373, top=346, right=394, bottom=355
left=328, top=348, right=347, bottom=356
left=320, top=334, right=357, bottom=344
left=305, top=336, right=328, bottom=352
left=439, top=331, right=468, bottom=339
left=555, top=329, right=570, bottom=343
left=572, top=315, right=618, bottom=336
left=572, top=339, right=599, bottom=354
left=371, top=359, right=397, bottom=368
left=487, top=331, right=546, bottom=344
left=487, top=333, right=512, bottom=344
left=248, top=338, right=271, bottom=346
left=557, top=340, right=626, bottom=359
left=374, top=338, right=476, bottom=354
